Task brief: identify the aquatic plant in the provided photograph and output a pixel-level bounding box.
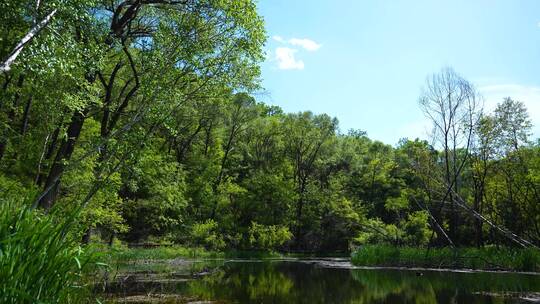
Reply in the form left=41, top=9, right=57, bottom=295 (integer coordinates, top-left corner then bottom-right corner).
left=351, top=245, right=540, bottom=272
left=0, top=194, right=99, bottom=303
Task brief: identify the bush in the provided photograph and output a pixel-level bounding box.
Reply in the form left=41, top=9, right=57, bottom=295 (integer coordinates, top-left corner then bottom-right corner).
left=248, top=222, right=292, bottom=250
left=402, top=211, right=431, bottom=246
left=190, top=219, right=225, bottom=250
left=353, top=219, right=402, bottom=245
left=353, top=212, right=431, bottom=247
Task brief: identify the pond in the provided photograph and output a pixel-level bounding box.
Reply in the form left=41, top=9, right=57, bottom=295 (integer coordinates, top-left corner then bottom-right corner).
left=104, top=258, right=540, bottom=303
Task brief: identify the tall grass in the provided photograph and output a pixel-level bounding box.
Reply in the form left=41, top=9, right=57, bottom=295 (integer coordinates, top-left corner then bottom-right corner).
left=106, top=246, right=286, bottom=263
left=351, top=245, right=540, bottom=272
left=0, top=195, right=99, bottom=303
left=107, top=245, right=224, bottom=262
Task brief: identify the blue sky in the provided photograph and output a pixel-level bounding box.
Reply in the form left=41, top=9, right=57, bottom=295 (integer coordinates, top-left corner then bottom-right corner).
left=257, top=0, right=540, bottom=145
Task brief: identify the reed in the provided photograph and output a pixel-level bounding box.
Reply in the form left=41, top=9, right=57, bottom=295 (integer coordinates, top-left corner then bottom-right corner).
left=351, top=245, right=540, bottom=272
left=0, top=195, right=99, bottom=303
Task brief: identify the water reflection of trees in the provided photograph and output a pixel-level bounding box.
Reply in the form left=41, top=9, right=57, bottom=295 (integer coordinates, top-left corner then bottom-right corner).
left=350, top=270, right=438, bottom=303
left=186, top=262, right=294, bottom=301
left=183, top=261, right=540, bottom=304
left=349, top=269, right=540, bottom=304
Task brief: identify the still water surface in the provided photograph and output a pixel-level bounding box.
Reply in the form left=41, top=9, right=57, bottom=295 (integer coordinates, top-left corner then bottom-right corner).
left=108, top=258, right=540, bottom=303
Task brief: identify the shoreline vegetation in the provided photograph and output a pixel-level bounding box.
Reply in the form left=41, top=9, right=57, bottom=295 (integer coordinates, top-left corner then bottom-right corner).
left=102, top=243, right=540, bottom=273
left=101, top=243, right=349, bottom=264
left=351, top=245, right=540, bottom=273
left=105, top=246, right=288, bottom=264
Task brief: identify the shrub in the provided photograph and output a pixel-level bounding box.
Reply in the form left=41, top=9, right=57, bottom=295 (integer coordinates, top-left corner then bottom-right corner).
left=248, top=222, right=292, bottom=250
left=353, top=212, right=431, bottom=247
left=402, top=211, right=431, bottom=246
left=190, top=219, right=225, bottom=250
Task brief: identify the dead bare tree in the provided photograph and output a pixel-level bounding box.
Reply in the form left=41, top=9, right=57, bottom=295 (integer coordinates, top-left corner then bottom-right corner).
left=419, top=67, right=481, bottom=244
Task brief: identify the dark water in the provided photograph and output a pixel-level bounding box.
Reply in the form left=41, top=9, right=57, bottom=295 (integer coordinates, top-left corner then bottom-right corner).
left=107, top=258, right=540, bottom=303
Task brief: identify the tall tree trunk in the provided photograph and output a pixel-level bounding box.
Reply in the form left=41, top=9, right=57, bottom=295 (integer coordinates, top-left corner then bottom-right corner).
left=210, top=128, right=235, bottom=219
left=36, top=127, right=60, bottom=186
left=203, top=122, right=213, bottom=156
left=472, top=180, right=483, bottom=247
left=38, top=110, right=86, bottom=209
left=443, top=137, right=456, bottom=242
left=20, top=96, right=32, bottom=135
left=294, top=178, right=307, bottom=249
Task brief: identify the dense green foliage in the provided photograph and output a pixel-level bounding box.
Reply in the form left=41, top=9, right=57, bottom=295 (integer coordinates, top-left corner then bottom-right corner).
left=352, top=245, right=540, bottom=271
left=1, top=3, right=540, bottom=302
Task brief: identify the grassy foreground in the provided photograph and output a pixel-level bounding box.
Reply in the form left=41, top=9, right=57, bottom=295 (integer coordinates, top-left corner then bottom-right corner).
left=351, top=245, right=540, bottom=272
left=0, top=197, right=101, bottom=304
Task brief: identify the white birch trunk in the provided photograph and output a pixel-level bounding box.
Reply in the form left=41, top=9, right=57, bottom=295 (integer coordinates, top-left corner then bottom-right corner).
left=0, top=9, right=57, bottom=72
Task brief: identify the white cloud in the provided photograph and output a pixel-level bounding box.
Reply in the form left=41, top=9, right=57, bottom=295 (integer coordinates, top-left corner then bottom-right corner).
left=478, top=84, right=540, bottom=139
left=275, top=47, right=304, bottom=70
left=269, top=35, right=320, bottom=70
left=537, top=21, right=540, bottom=27
left=272, top=35, right=285, bottom=43
left=288, top=38, right=322, bottom=51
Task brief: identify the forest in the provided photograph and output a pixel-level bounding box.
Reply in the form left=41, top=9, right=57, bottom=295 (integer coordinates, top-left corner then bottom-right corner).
left=1, top=0, right=540, bottom=303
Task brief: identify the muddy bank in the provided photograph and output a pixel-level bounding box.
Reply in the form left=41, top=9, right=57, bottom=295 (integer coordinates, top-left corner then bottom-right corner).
left=107, top=294, right=218, bottom=303
left=99, top=258, right=224, bottom=303
left=473, top=292, right=540, bottom=303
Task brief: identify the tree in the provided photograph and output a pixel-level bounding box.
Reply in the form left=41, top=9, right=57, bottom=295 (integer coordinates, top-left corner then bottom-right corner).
left=283, top=112, right=337, bottom=248
left=419, top=67, right=481, bottom=244
left=470, top=114, right=498, bottom=246
left=34, top=0, right=266, bottom=209
left=493, top=97, right=532, bottom=154
left=211, top=93, right=260, bottom=218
